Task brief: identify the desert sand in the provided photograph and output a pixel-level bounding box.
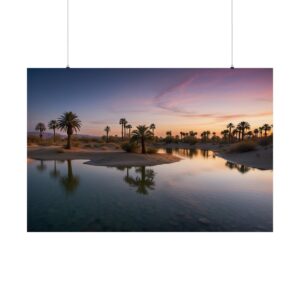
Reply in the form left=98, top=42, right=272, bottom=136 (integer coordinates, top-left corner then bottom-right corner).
left=27, top=146, right=181, bottom=167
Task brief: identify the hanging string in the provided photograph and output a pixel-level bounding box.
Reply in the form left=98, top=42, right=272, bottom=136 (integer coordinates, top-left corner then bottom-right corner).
left=231, top=0, right=234, bottom=69
left=66, top=0, right=70, bottom=68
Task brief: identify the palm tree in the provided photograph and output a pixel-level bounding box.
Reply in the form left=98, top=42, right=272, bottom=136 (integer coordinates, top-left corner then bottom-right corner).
left=166, top=131, right=172, bottom=137
left=189, top=130, right=197, bottom=137
left=131, top=125, right=153, bottom=154
left=227, top=123, right=235, bottom=143
left=35, top=122, right=46, bottom=139
left=180, top=131, right=184, bottom=140
left=259, top=126, right=264, bottom=138
left=123, top=120, right=128, bottom=137
left=104, top=126, right=110, bottom=142
left=262, top=123, right=271, bottom=136
left=126, top=124, right=132, bottom=138
left=221, top=129, right=229, bottom=142
left=48, top=120, right=58, bottom=141
left=246, top=131, right=253, bottom=139
left=150, top=123, right=156, bottom=136
left=206, top=130, right=210, bottom=141
left=57, top=112, right=81, bottom=149
left=237, top=121, right=250, bottom=140
left=254, top=128, right=259, bottom=138
left=119, top=118, right=127, bottom=140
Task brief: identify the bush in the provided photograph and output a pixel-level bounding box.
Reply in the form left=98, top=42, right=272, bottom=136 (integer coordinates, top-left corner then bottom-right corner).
left=121, top=142, right=139, bottom=153
left=147, top=148, right=158, bottom=154
left=258, top=136, right=272, bottom=146
left=229, top=141, right=257, bottom=153
left=183, top=136, right=197, bottom=145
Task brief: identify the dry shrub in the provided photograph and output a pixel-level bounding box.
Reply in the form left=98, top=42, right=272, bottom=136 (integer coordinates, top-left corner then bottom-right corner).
left=229, top=141, right=257, bottom=153
left=121, top=142, right=139, bottom=153
left=258, top=136, right=273, bottom=146
left=146, top=148, right=158, bottom=154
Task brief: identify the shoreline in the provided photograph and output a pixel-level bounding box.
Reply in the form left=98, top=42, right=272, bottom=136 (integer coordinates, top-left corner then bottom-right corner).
left=27, top=146, right=181, bottom=167
left=155, top=142, right=273, bottom=170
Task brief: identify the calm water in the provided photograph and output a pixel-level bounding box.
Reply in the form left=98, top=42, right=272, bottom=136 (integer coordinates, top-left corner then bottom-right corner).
left=27, top=149, right=272, bottom=232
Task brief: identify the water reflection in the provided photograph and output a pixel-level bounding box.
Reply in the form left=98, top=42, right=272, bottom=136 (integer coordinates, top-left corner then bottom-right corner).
left=36, top=160, right=47, bottom=172
left=123, top=166, right=155, bottom=195
left=165, top=148, right=216, bottom=159
left=60, top=160, right=80, bottom=193
left=28, top=152, right=272, bottom=232
left=225, top=161, right=251, bottom=174
left=49, top=160, right=60, bottom=179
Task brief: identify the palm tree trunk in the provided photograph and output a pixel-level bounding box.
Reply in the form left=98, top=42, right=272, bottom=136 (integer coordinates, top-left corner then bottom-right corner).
left=106, top=132, right=108, bottom=142
left=121, top=125, right=123, bottom=140
left=67, top=134, right=71, bottom=149
left=229, top=128, right=231, bottom=143
left=141, top=138, right=146, bottom=154
left=129, top=129, right=131, bottom=138
left=40, top=130, right=42, bottom=139
left=53, top=128, right=56, bottom=141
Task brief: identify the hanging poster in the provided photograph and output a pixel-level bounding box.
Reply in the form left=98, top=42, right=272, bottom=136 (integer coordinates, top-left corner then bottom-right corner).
left=27, top=68, right=273, bottom=232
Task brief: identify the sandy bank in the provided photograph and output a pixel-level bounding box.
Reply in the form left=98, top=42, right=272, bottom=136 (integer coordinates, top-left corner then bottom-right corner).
left=27, top=146, right=181, bottom=167
left=215, top=147, right=273, bottom=170
left=155, top=143, right=273, bottom=170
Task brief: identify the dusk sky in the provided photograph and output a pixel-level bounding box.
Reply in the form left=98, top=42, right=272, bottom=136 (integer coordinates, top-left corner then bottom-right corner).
left=27, top=68, right=272, bottom=136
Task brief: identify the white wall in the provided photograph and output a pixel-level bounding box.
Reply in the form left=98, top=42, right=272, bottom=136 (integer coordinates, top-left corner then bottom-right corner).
left=0, top=1, right=299, bottom=300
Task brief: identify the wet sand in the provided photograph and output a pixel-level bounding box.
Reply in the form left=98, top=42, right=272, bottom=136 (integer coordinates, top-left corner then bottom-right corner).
left=215, top=147, right=273, bottom=170
left=27, top=146, right=181, bottom=167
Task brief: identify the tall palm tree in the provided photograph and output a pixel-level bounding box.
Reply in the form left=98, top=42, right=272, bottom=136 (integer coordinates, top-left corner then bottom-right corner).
left=57, top=112, right=81, bottom=149
left=166, top=131, right=172, bottom=137
left=262, top=123, right=271, bottom=136
left=236, top=125, right=242, bottom=141
left=123, top=120, right=128, bottom=137
left=131, top=125, right=153, bottom=154
left=35, top=122, right=46, bottom=139
left=119, top=118, right=127, bottom=140
left=104, top=126, right=110, bottom=143
left=150, top=123, right=156, bottom=136
left=237, top=121, right=250, bottom=140
left=227, top=123, right=235, bottom=143
left=48, top=120, right=58, bottom=141
left=259, top=127, right=264, bottom=138
left=126, top=124, right=132, bottom=138
left=254, top=128, right=259, bottom=138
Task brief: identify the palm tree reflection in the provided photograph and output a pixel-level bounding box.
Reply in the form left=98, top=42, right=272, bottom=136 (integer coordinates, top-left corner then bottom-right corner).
left=36, top=160, right=47, bottom=172
left=60, top=160, right=80, bottom=193
left=225, top=161, right=251, bottom=174
left=165, top=148, right=199, bottom=159
left=49, top=160, right=60, bottom=179
left=123, top=166, right=155, bottom=195
left=200, top=149, right=209, bottom=158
